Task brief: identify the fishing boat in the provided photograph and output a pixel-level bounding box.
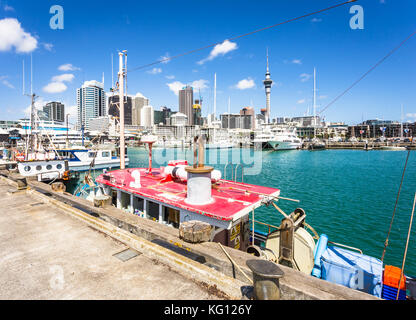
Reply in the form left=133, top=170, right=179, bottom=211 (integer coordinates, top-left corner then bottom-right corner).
left=56, top=146, right=129, bottom=172
left=16, top=149, right=70, bottom=182
left=75, top=136, right=415, bottom=300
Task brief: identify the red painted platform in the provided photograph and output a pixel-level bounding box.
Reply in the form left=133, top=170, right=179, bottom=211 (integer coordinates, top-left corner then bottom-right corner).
left=96, top=168, right=280, bottom=222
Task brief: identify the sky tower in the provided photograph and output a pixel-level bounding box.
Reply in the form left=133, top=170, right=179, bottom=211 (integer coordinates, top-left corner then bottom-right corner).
left=263, top=49, right=273, bottom=124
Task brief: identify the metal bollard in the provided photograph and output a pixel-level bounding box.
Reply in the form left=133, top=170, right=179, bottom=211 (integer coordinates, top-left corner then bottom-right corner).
left=246, top=259, right=284, bottom=300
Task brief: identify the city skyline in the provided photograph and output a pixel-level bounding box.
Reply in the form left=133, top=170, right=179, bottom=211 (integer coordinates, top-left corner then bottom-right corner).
left=0, top=0, right=415, bottom=126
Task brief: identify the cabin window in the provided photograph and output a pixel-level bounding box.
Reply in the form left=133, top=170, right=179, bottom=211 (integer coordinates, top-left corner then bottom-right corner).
left=166, top=207, right=180, bottom=228
left=88, top=152, right=96, bottom=158
left=36, top=165, right=42, bottom=171
left=132, top=196, right=144, bottom=212
left=111, top=190, right=117, bottom=206
left=56, top=164, right=63, bottom=170
left=120, top=192, right=130, bottom=211
left=46, top=165, right=52, bottom=170
left=24, top=166, right=31, bottom=172
left=102, top=151, right=110, bottom=158
left=147, top=201, right=159, bottom=221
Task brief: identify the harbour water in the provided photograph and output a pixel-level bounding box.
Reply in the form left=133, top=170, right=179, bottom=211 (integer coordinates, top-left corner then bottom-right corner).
left=68, top=148, right=416, bottom=277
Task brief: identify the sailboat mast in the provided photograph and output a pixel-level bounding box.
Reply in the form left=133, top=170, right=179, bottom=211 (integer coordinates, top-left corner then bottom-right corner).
left=313, top=67, right=317, bottom=137
left=119, top=51, right=126, bottom=170
left=401, top=104, right=404, bottom=140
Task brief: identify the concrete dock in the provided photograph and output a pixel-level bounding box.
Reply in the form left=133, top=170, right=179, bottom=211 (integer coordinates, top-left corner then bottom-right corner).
left=0, top=172, right=379, bottom=300
left=0, top=178, right=231, bottom=300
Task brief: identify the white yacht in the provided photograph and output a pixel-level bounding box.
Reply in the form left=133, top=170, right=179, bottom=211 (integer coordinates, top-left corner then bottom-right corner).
left=269, top=126, right=302, bottom=150
left=253, top=131, right=276, bottom=149
left=205, top=141, right=236, bottom=149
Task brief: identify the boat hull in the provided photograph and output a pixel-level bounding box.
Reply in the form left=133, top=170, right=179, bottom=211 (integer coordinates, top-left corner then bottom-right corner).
left=268, top=141, right=302, bottom=151
left=68, top=158, right=130, bottom=172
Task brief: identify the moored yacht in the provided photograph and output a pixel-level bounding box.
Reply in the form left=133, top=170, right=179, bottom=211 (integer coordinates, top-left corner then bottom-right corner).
left=269, top=126, right=302, bottom=150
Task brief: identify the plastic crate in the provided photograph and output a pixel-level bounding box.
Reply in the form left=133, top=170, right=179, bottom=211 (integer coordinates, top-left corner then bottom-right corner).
left=382, top=284, right=406, bottom=300
left=383, top=265, right=406, bottom=290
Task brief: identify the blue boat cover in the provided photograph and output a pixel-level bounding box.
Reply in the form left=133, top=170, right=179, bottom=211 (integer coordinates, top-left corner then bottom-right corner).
left=321, top=246, right=383, bottom=298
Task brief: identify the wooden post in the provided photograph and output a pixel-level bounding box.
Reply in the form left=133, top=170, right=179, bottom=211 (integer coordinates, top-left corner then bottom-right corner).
left=396, top=192, right=416, bottom=300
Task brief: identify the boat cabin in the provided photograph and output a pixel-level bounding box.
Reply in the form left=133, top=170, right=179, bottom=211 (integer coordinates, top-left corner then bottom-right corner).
left=95, top=158, right=280, bottom=252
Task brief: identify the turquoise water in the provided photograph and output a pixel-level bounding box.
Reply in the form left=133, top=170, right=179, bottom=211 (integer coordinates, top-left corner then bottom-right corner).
left=69, top=147, right=416, bottom=276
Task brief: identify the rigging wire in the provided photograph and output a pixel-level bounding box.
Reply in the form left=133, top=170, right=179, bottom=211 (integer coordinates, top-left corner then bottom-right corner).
left=318, top=29, right=416, bottom=115
left=381, top=146, right=412, bottom=263
left=127, top=0, right=357, bottom=73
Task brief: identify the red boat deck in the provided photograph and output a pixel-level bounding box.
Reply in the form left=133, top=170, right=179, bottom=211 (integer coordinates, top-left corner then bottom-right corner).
left=96, top=168, right=280, bottom=222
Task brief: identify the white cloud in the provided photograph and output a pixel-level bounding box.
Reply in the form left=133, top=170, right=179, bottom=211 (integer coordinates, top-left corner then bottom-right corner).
left=147, top=67, right=162, bottom=75
left=300, top=73, right=311, bottom=82
left=0, top=18, right=38, bottom=53
left=167, top=81, right=184, bottom=96
left=4, top=5, right=14, bottom=12
left=58, top=63, right=81, bottom=72
left=0, top=76, right=14, bottom=89
left=198, top=40, right=238, bottom=65
left=51, top=73, right=74, bottom=83
left=165, top=75, right=175, bottom=80
left=406, top=113, right=416, bottom=120
left=42, top=43, right=54, bottom=51
left=311, top=18, right=322, bottom=23
left=43, top=82, right=67, bottom=94
left=292, top=59, right=302, bottom=65
left=160, top=52, right=170, bottom=64
left=166, top=79, right=209, bottom=96
left=318, top=95, right=327, bottom=100
left=234, top=78, right=255, bottom=90
left=191, top=79, right=209, bottom=91
left=297, top=99, right=306, bottom=104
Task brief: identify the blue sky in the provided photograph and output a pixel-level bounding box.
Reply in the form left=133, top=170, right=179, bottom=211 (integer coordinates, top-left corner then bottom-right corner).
left=0, top=0, right=415, bottom=125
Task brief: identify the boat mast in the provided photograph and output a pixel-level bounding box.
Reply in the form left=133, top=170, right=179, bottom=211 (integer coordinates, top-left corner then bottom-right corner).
left=401, top=104, right=404, bottom=140
left=118, top=51, right=127, bottom=170
left=313, top=67, right=317, bottom=138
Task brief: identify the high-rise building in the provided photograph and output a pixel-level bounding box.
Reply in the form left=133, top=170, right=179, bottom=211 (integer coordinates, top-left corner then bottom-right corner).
left=193, top=100, right=202, bottom=126
left=240, top=106, right=255, bottom=130
left=108, top=95, right=133, bottom=125
left=77, top=80, right=106, bottom=130
left=221, top=113, right=252, bottom=130
left=263, top=50, right=273, bottom=124
left=132, top=93, right=149, bottom=126
left=154, top=110, right=164, bottom=125
left=43, top=102, right=65, bottom=123
left=161, top=106, right=172, bottom=125
left=141, top=105, right=154, bottom=128
left=179, top=86, right=194, bottom=125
